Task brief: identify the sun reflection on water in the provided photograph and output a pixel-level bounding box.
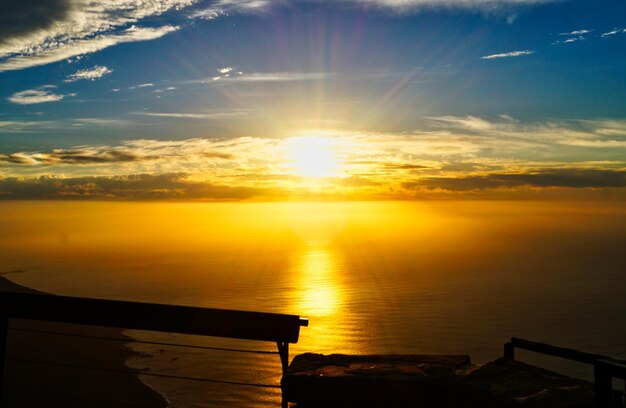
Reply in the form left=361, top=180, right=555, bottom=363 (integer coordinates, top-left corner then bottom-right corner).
left=293, top=244, right=342, bottom=317
left=289, top=243, right=371, bottom=354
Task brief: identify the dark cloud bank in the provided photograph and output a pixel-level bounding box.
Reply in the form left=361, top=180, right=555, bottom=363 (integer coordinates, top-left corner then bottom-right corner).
left=0, top=147, right=233, bottom=165
left=1, top=168, right=625, bottom=201
left=0, top=173, right=269, bottom=200
left=407, top=169, right=626, bottom=191
left=0, top=0, right=72, bottom=46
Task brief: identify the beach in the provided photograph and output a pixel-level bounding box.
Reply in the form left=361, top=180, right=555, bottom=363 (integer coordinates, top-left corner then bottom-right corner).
left=0, top=275, right=167, bottom=408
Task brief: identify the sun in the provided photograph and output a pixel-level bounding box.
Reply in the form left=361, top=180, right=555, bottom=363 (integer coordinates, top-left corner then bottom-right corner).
left=283, top=136, right=342, bottom=178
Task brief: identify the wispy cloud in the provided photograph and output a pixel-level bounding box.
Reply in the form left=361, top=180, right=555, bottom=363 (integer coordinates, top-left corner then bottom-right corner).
left=562, top=37, right=583, bottom=43
left=129, top=82, right=156, bottom=90
left=560, top=29, right=592, bottom=36
left=197, top=71, right=329, bottom=83
left=154, top=87, right=177, bottom=93
left=0, top=139, right=237, bottom=167
left=73, top=118, right=131, bottom=126
left=65, top=65, right=112, bottom=82
left=353, top=0, right=561, bottom=9
left=553, top=36, right=584, bottom=45
left=481, top=50, right=534, bottom=59
left=601, top=28, right=626, bottom=38
left=0, top=0, right=195, bottom=71
left=427, top=115, right=495, bottom=131
left=210, top=66, right=244, bottom=81
left=0, top=25, right=179, bottom=72
left=0, top=120, right=57, bottom=133
left=192, top=0, right=271, bottom=19
left=193, top=0, right=562, bottom=18
left=133, top=111, right=247, bottom=119
left=553, top=28, right=592, bottom=45
left=8, top=86, right=76, bottom=105
left=0, top=149, right=143, bottom=165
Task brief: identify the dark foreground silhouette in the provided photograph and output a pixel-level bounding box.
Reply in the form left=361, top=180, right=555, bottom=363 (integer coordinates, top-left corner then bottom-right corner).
left=0, top=276, right=167, bottom=408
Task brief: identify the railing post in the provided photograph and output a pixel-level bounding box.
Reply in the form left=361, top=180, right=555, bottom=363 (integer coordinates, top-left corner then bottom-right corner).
left=277, top=341, right=289, bottom=408
left=503, top=341, right=515, bottom=360
left=0, top=315, right=8, bottom=406
left=594, top=359, right=613, bottom=408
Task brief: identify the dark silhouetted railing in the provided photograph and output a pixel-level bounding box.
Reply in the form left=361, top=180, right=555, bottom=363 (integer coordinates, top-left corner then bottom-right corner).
left=0, top=291, right=308, bottom=407
left=504, top=337, right=626, bottom=407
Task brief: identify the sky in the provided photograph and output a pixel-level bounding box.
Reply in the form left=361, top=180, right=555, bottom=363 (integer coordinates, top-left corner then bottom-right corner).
left=1, top=0, right=625, bottom=201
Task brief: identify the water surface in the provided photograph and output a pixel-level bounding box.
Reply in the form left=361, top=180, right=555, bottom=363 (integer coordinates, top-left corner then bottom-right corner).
left=1, top=200, right=625, bottom=406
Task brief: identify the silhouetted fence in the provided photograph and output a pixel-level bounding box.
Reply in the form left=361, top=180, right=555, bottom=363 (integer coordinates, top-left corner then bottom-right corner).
left=504, top=337, right=626, bottom=407
left=0, top=291, right=308, bottom=407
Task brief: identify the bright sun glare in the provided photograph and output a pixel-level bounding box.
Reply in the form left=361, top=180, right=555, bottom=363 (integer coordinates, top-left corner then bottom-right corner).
left=283, top=136, right=342, bottom=178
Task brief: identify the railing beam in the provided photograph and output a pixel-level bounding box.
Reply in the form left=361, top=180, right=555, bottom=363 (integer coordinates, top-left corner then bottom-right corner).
left=0, top=292, right=305, bottom=344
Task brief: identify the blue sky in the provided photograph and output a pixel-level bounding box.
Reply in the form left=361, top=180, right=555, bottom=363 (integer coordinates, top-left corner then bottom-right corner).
left=1, top=0, right=626, bottom=200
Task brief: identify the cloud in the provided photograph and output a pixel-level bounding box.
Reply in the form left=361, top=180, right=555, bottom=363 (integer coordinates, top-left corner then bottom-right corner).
left=420, top=116, right=626, bottom=151
left=481, top=50, right=534, bottom=59
left=562, top=37, right=583, bottom=43
left=0, top=173, right=267, bottom=200
left=410, top=168, right=626, bottom=191
left=353, top=0, right=560, bottom=9
left=2, top=119, right=626, bottom=200
left=553, top=36, right=584, bottom=45
left=192, top=0, right=272, bottom=19
left=560, top=29, right=592, bottom=36
left=601, top=28, right=626, bottom=38
left=65, top=65, right=112, bottom=82
left=0, top=24, right=180, bottom=72
left=427, top=115, right=494, bottom=131
left=193, top=0, right=561, bottom=18
left=552, top=29, right=592, bottom=45
left=0, top=0, right=562, bottom=73
left=0, top=139, right=237, bottom=167
left=0, top=120, right=58, bottom=132
left=0, top=148, right=147, bottom=166
left=129, top=83, right=155, bottom=90
left=8, top=86, right=75, bottom=104
left=196, top=71, right=328, bottom=84
left=154, top=87, right=177, bottom=93
left=0, top=0, right=194, bottom=55
left=133, top=111, right=247, bottom=119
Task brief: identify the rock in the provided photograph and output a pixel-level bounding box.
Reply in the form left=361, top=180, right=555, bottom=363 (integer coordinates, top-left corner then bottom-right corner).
left=446, top=358, right=595, bottom=408
left=282, top=353, right=471, bottom=407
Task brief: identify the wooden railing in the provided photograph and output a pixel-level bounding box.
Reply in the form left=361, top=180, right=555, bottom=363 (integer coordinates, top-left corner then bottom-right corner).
left=0, top=291, right=308, bottom=407
left=504, top=337, right=626, bottom=407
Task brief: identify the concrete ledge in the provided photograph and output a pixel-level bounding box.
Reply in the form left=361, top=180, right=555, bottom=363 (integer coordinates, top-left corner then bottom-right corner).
left=283, top=354, right=597, bottom=407
left=282, top=353, right=471, bottom=407
left=447, top=358, right=595, bottom=408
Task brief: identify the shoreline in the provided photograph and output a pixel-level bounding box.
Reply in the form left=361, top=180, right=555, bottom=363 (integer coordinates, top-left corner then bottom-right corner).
left=0, top=276, right=168, bottom=408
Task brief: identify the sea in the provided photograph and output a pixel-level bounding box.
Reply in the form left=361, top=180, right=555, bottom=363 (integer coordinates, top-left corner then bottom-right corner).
left=1, top=200, right=625, bottom=407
